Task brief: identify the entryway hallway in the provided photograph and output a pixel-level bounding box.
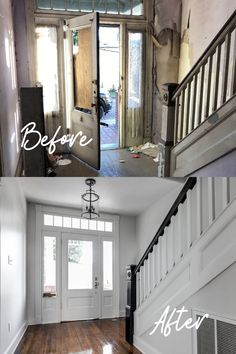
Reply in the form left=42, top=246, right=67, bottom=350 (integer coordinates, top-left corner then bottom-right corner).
left=15, top=319, right=141, bottom=354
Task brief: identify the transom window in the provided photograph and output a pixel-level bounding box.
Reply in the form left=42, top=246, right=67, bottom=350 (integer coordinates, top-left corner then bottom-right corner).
left=43, top=213, right=113, bottom=232
left=36, top=0, right=144, bottom=16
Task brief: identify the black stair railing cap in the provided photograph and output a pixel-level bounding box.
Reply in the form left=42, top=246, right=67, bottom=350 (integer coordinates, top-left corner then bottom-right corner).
left=135, top=177, right=197, bottom=275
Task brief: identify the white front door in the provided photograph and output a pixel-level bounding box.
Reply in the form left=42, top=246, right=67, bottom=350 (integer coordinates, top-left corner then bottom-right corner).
left=61, top=233, right=100, bottom=321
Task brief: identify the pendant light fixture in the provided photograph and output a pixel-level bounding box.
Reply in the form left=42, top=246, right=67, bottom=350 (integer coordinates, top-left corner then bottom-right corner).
left=81, top=178, right=100, bottom=220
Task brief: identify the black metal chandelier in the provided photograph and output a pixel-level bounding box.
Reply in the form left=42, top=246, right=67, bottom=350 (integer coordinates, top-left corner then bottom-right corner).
left=81, top=178, right=100, bottom=220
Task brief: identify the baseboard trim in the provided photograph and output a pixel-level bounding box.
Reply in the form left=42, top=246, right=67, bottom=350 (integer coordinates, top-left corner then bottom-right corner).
left=119, top=309, right=125, bottom=317
left=134, top=335, right=163, bottom=354
left=3, top=321, right=28, bottom=354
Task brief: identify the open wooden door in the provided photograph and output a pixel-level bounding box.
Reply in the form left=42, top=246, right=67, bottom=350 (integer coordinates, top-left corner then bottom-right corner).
left=65, top=13, right=100, bottom=170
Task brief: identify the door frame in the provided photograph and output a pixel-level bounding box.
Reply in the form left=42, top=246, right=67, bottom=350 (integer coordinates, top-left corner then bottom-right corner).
left=25, top=2, right=152, bottom=152
left=33, top=204, right=120, bottom=325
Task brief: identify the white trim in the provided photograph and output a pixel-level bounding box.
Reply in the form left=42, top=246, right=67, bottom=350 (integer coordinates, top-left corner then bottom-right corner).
left=34, top=204, right=120, bottom=324
left=134, top=335, right=163, bottom=354
left=134, top=196, right=236, bottom=337
left=3, top=321, right=28, bottom=354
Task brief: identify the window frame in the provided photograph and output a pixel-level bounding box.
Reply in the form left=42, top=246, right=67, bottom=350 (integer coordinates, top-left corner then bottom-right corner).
left=35, top=0, right=147, bottom=19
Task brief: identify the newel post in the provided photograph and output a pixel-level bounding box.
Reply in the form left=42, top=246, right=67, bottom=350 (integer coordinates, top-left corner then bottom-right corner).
left=157, top=83, right=178, bottom=177
left=125, top=265, right=136, bottom=345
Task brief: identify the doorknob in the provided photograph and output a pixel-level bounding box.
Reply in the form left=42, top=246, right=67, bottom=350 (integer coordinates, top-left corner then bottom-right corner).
left=95, top=281, right=99, bottom=289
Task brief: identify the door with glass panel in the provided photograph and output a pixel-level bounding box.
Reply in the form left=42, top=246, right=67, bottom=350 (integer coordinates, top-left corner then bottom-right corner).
left=61, top=233, right=100, bottom=321
left=126, top=30, right=145, bottom=147
left=65, top=13, right=101, bottom=170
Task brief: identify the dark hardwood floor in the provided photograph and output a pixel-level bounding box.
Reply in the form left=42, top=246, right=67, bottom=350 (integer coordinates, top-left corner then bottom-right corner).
left=15, top=319, right=142, bottom=354
left=55, top=150, right=158, bottom=177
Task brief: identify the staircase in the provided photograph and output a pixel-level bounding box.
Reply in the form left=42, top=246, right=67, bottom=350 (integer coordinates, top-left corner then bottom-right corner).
left=158, top=11, right=236, bottom=177
left=130, top=177, right=236, bottom=354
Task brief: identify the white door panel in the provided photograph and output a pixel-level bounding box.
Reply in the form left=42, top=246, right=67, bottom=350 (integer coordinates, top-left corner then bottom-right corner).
left=61, top=233, right=100, bottom=321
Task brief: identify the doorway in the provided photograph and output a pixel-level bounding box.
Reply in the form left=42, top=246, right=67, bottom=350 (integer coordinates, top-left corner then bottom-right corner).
left=40, top=212, right=119, bottom=324
left=99, top=26, right=120, bottom=150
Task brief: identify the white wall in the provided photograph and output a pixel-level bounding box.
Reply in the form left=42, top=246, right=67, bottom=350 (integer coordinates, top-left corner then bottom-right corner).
left=179, top=0, right=236, bottom=81
left=0, top=178, right=27, bottom=354
left=137, top=262, right=236, bottom=354
left=119, top=215, right=137, bottom=316
left=0, top=0, right=21, bottom=176
left=136, top=183, right=183, bottom=260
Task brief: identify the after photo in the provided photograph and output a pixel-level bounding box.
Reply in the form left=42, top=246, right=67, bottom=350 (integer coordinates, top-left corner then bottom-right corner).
left=0, top=177, right=236, bottom=353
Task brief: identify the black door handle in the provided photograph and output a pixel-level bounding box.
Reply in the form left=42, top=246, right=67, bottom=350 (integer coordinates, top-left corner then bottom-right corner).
left=100, top=122, right=109, bottom=127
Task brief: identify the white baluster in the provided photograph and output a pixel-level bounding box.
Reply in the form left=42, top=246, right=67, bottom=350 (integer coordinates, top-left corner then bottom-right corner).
left=222, top=177, right=230, bottom=209
left=136, top=271, right=140, bottom=308
left=167, top=220, right=174, bottom=272
left=140, top=266, right=144, bottom=304
left=160, top=230, right=167, bottom=280
left=196, top=177, right=203, bottom=239
left=156, top=241, right=161, bottom=285
left=176, top=204, right=183, bottom=261
left=144, top=260, right=148, bottom=299
left=208, top=178, right=215, bottom=225
left=181, top=201, right=188, bottom=257
left=229, top=177, right=236, bottom=202
left=152, top=245, right=157, bottom=288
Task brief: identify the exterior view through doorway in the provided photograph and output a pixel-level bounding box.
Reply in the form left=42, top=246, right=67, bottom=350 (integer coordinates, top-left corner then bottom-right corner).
left=100, top=26, right=120, bottom=150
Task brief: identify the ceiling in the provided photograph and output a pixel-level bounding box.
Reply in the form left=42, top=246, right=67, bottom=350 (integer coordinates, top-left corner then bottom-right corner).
left=19, top=178, right=184, bottom=216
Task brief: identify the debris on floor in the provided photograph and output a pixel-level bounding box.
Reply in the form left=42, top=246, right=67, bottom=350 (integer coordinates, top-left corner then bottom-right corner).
left=131, top=154, right=140, bottom=158
left=57, top=159, right=72, bottom=166
left=128, top=142, right=160, bottom=161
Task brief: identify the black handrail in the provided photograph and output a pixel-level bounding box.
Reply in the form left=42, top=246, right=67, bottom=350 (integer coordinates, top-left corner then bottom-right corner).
left=135, top=177, right=197, bottom=274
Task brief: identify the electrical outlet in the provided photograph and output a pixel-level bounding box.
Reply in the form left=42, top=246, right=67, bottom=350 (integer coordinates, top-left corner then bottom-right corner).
left=8, top=323, right=11, bottom=332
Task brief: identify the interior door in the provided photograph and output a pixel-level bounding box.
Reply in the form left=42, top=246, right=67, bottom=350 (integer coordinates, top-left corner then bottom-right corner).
left=65, top=13, right=100, bottom=170
left=61, top=233, right=100, bottom=321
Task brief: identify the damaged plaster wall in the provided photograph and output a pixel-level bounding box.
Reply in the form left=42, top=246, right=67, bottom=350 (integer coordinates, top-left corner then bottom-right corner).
left=152, top=0, right=182, bottom=144
left=0, top=0, right=21, bottom=176
left=179, top=0, right=236, bottom=81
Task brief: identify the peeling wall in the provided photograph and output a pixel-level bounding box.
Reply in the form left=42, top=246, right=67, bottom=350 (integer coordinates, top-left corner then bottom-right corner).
left=0, top=0, right=21, bottom=176
left=152, top=0, right=182, bottom=144
left=179, top=0, right=236, bottom=81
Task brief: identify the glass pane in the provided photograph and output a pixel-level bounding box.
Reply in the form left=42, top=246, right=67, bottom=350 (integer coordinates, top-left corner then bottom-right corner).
left=128, top=32, right=143, bottom=109
left=89, top=220, right=97, bottom=230
left=103, top=241, right=113, bottom=290
left=105, top=222, right=113, bottom=232
left=81, top=219, right=89, bottom=229
left=44, top=214, right=53, bottom=226
left=106, top=0, right=118, bottom=14
left=63, top=217, right=72, bottom=228
left=54, top=215, right=62, bottom=227
left=52, top=0, right=65, bottom=10
left=94, top=0, right=106, bottom=13
left=36, top=26, right=60, bottom=114
left=79, top=0, right=93, bottom=12
left=72, top=218, right=81, bottom=229
left=43, top=237, right=56, bottom=294
left=120, top=0, right=131, bottom=15
left=97, top=221, right=105, bottom=231
left=67, top=0, right=80, bottom=11
left=132, top=0, right=143, bottom=15
left=68, top=240, right=93, bottom=289
left=37, top=0, right=51, bottom=9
